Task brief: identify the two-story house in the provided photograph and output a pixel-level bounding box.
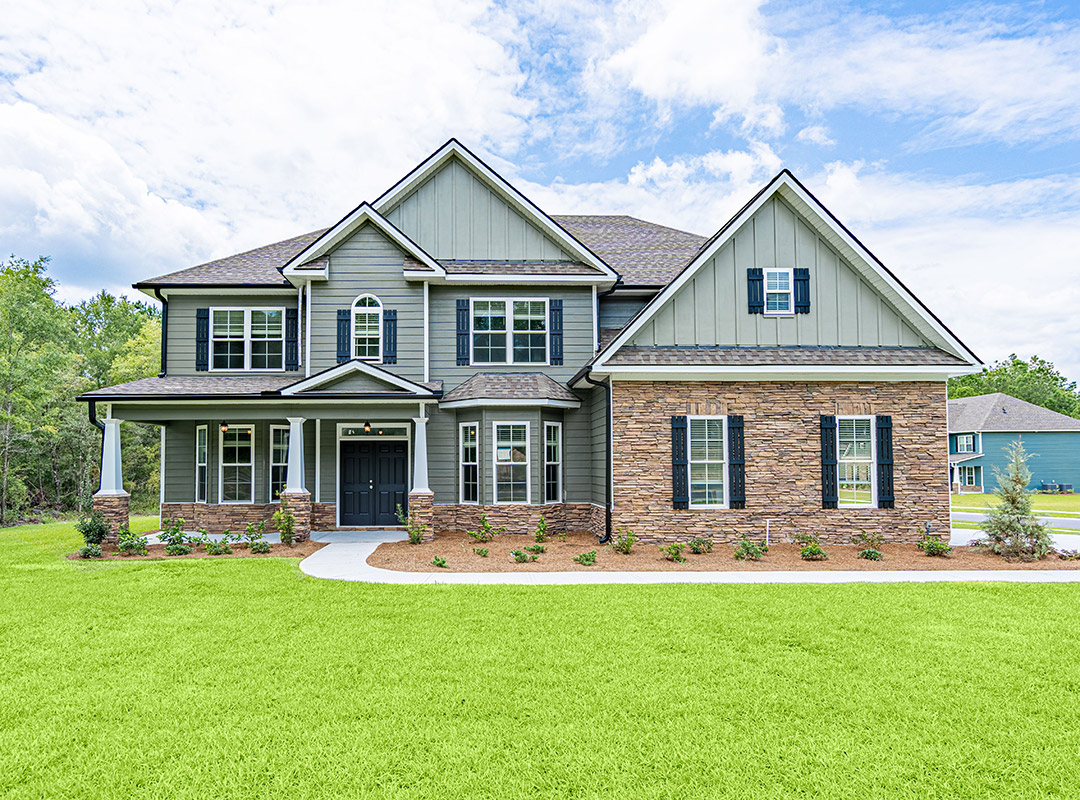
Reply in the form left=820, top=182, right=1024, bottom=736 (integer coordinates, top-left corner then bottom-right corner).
left=80, top=139, right=981, bottom=544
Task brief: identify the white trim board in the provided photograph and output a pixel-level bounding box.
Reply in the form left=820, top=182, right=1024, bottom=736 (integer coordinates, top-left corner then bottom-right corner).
left=439, top=398, right=580, bottom=410
left=374, top=140, right=618, bottom=281
left=584, top=366, right=963, bottom=383
left=594, top=170, right=982, bottom=370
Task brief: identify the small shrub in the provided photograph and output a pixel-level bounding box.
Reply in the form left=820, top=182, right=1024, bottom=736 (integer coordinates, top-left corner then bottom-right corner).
left=205, top=538, right=233, bottom=556
left=396, top=504, right=429, bottom=545
left=852, top=530, right=883, bottom=550
left=158, top=518, right=187, bottom=548
left=190, top=529, right=211, bottom=548
left=115, top=526, right=148, bottom=557
left=164, top=543, right=192, bottom=556
left=467, top=514, right=504, bottom=543
left=610, top=527, right=636, bottom=555
left=1057, top=549, right=1080, bottom=561
left=430, top=556, right=447, bottom=568
left=688, top=537, right=713, bottom=554
left=800, top=541, right=828, bottom=561
left=524, top=544, right=546, bottom=554
left=241, top=520, right=266, bottom=548
left=273, top=495, right=296, bottom=547
left=511, top=550, right=538, bottom=563
left=917, top=534, right=952, bottom=557
left=658, top=542, right=685, bottom=562
left=250, top=540, right=271, bottom=554
left=75, top=512, right=110, bottom=545
left=534, top=515, right=548, bottom=543
left=472, top=547, right=489, bottom=558
left=857, top=548, right=883, bottom=561
left=734, top=536, right=768, bottom=561
left=574, top=550, right=597, bottom=566
left=78, top=544, right=102, bottom=559
left=557, top=531, right=568, bottom=543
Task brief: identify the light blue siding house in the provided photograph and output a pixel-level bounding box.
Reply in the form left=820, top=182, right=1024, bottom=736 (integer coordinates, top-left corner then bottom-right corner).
left=948, top=392, right=1080, bottom=493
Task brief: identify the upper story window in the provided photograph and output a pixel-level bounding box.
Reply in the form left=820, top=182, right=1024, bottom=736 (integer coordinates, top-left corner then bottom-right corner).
left=351, top=295, right=382, bottom=361
left=211, top=308, right=284, bottom=371
left=837, top=416, right=875, bottom=507
left=764, top=269, right=793, bottom=315
left=471, top=299, right=548, bottom=365
left=956, top=434, right=975, bottom=453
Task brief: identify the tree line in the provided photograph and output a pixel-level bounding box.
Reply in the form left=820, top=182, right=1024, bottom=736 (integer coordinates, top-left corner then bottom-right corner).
left=948, top=354, right=1080, bottom=418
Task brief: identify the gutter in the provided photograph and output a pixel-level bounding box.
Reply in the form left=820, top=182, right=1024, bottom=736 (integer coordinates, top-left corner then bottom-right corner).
left=581, top=368, right=613, bottom=544
left=153, top=288, right=168, bottom=376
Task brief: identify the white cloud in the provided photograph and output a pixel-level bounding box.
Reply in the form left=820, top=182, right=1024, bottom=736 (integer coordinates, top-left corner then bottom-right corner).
left=796, top=125, right=834, bottom=147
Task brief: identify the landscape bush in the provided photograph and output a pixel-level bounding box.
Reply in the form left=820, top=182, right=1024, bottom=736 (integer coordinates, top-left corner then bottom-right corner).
left=1057, top=549, right=1080, bottom=561
left=857, top=548, right=883, bottom=561
left=273, top=496, right=296, bottom=547
left=688, top=537, right=713, bottom=554
left=205, top=538, right=233, bottom=556
left=534, top=515, right=548, bottom=543
left=610, top=527, right=636, bottom=554
left=158, top=519, right=187, bottom=548
left=115, top=527, right=148, bottom=557
left=164, top=543, right=192, bottom=556
left=396, top=504, right=429, bottom=545
left=794, top=533, right=827, bottom=561
left=524, top=544, right=545, bottom=554
left=75, top=511, right=110, bottom=545
left=472, top=547, right=488, bottom=558
left=658, top=542, right=685, bottom=562
left=573, top=550, right=597, bottom=566
left=511, top=550, right=538, bottom=563
left=467, top=514, right=504, bottom=543
left=430, top=556, right=447, bottom=568
left=733, top=535, right=768, bottom=561
left=241, top=520, right=266, bottom=548
left=77, top=544, right=102, bottom=559
left=853, top=530, right=883, bottom=550
left=917, top=534, right=952, bottom=557
left=249, top=540, right=271, bottom=554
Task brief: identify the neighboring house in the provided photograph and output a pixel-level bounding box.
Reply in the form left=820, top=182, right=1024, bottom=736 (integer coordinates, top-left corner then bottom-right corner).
left=80, top=139, right=981, bottom=544
left=948, top=393, right=1080, bottom=493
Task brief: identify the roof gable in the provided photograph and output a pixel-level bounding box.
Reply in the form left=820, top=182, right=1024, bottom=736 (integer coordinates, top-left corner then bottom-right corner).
left=595, top=170, right=981, bottom=369
left=948, top=393, right=1080, bottom=432
left=282, top=360, right=437, bottom=396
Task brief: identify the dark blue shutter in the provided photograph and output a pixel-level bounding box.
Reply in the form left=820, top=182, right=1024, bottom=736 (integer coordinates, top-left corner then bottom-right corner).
left=195, top=308, right=209, bottom=371
left=284, top=307, right=299, bottom=371
left=383, top=309, right=397, bottom=364
left=336, top=309, right=351, bottom=363
left=549, top=299, right=563, bottom=366
left=821, top=415, right=838, bottom=509
left=728, top=415, right=745, bottom=509
left=876, top=415, right=894, bottom=509
left=456, top=299, right=469, bottom=366
left=794, top=268, right=810, bottom=313
left=672, top=416, right=689, bottom=509
left=747, top=268, right=764, bottom=313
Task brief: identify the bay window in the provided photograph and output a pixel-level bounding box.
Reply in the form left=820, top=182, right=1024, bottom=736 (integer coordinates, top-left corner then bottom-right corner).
left=195, top=425, right=208, bottom=503
left=460, top=423, right=479, bottom=504
left=220, top=425, right=254, bottom=503
left=494, top=422, right=529, bottom=503
left=544, top=422, right=561, bottom=504
left=270, top=426, right=289, bottom=501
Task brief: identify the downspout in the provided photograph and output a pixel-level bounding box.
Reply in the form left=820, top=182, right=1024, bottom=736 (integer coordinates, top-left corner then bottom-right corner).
left=153, top=289, right=168, bottom=376
left=582, top=369, right=613, bottom=543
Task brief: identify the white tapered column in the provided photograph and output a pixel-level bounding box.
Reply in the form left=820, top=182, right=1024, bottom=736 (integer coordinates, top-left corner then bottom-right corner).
left=98, top=418, right=125, bottom=494
left=411, top=417, right=430, bottom=492
left=285, top=417, right=306, bottom=492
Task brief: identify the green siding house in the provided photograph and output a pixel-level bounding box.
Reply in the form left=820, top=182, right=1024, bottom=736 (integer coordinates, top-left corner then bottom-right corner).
left=948, top=393, right=1080, bottom=493
left=80, top=139, right=981, bottom=544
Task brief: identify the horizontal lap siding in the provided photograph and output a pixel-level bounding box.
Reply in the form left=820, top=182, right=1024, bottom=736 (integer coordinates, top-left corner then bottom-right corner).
left=589, top=385, right=608, bottom=507
left=559, top=406, right=592, bottom=504
left=974, top=431, right=1080, bottom=490
left=428, top=406, right=458, bottom=503
left=598, top=296, right=650, bottom=330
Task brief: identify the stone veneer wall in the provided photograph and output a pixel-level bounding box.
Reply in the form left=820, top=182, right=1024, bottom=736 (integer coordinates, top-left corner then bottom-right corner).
left=432, top=503, right=604, bottom=537
left=160, top=502, right=277, bottom=534
left=93, top=492, right=130, bottom=544
left=611, top=380, right=950, bottom=544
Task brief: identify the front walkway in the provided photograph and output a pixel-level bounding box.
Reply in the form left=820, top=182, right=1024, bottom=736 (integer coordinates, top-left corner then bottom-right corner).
left=298, top=530, right=1080, bottom=585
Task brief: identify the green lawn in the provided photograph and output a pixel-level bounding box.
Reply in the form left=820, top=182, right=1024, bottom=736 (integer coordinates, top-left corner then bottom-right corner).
left=3, top=521, right=1080, bottom=798
left=953, top=492, right=1080, bottom=516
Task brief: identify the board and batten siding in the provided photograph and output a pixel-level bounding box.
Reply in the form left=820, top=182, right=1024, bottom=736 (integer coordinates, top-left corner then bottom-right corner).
left=628, top=196, right=928, bottom=348
left=598, top=295, right=651, bottom=330
left=166, top=294, right=297, bottom=377
left=384, top=156, right=572, bottom=261
left=308, top=223, right=425, bottom=379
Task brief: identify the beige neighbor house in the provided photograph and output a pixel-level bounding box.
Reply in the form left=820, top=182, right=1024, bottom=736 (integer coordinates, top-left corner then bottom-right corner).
left=79, top=139, right=981, bottom=544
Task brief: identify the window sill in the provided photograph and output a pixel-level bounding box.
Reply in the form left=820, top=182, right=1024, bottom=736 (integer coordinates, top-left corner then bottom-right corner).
left=688, top=504, right=730, bottom=510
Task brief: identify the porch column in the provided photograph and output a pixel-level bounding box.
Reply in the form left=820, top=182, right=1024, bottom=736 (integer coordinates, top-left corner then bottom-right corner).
left=281, top=417, right=312, bottom=541
left=93, top=416, right=129, bottom=543
left=411, top=417, right=430, bottom=492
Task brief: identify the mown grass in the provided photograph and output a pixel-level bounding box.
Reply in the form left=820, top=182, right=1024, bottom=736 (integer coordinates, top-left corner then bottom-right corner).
left=953, top=492, right=1080, bottom=516
left=2, top=520, right=1080, bottom=798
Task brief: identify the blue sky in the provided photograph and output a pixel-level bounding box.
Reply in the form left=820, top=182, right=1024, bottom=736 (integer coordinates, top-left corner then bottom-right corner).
left=3, top=0, right=1080, bottom=375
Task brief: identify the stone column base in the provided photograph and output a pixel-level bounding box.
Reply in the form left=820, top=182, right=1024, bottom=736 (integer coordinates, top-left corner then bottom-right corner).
left=407, top=491, right=435, bottom=542
left=93, top=491, right=130, bottom=544
left=281, top=490, right=312, bottom=542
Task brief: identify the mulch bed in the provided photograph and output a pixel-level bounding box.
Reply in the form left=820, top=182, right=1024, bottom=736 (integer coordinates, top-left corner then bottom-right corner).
left=369, top=532, right=1080, bottom=573
left=69, top=540, right=326, bottom=561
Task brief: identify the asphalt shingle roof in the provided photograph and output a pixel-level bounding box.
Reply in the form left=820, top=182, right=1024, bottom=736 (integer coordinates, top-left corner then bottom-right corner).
left=552, top=215, right=706, bottom=287
left=81, top=375, right=299, bottom=397
left=439, top=260, right=604, bottom=275
left=603, top=346, right=969, bottom=367
left=441, top=373, right=580, bottom=404
left=948, top=393, right=1080, bottom=432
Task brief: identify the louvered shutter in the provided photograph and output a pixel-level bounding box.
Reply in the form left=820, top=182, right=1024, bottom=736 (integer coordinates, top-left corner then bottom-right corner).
left=876, top=415, right=894, bottom=508
left=728, top=415, right=745, bottom=508
left=284, top=308, right=299, bottom=371
left=794, top=268, right=811, bottom=313
left=821, top=415, right=838, bottom=509
left=456, top=299, right=470, bottom=365
left=195, top=308, right=209, bottom=371
left=549, top=299, right=563, bottom=366
left=383, top=309, right=397, bottom=364
left=747, top=268, right=764, bottom=313
left=336, top=309, right=351, bottom=363
left=672, top=416, right=689, bottom=509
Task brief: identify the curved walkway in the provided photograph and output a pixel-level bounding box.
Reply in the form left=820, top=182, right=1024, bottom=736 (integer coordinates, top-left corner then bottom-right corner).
left=300, top=530, right=1080, bottom=585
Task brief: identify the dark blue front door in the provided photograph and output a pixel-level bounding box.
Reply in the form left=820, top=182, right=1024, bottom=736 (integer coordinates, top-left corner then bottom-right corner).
left=340, top=441, right=407, bottom=526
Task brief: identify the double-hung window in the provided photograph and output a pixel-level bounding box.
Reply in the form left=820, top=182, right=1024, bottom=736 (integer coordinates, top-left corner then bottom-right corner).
left=195, top=425, right=208, bottom=503
left=459, top=423, right=479, bottom=504
left=544, top=422, right=562, bottom=504
left=959, top=465, right=979, bottom=486
left=471, top=299, right=547, bottom=364
left=764, top=268, right=793, bottom=315
left=211, top=308, right=284, bottom=371
left=351, top=295, right=382, bottom=361
left=837, top=416, right=875, bottom=507
left=956, top=434, right=975, bottom=454
left=494, top=422, right=529, bottom=503
left=220, top=425, right=254, bottom=503
left=270, top=426, right=289, bottom=501
left=689, top=416, right=726, bottom=507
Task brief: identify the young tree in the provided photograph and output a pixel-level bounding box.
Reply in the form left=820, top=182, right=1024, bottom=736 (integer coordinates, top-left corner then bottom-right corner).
left=980, top=440, right=1053, bottom=561
left=950, top=355, right=1080, bottom=418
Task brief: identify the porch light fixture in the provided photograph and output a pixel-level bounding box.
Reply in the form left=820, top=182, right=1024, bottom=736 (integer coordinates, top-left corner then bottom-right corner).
left=364, top=421, right=371, bottom=433
left=220, top=423, right=229, bottom=433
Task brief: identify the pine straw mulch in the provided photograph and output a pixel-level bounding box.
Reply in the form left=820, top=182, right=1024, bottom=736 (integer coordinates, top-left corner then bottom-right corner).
left=69, top=540, right=326, bottom=561
left=368, top=532, right=1080, bottom=573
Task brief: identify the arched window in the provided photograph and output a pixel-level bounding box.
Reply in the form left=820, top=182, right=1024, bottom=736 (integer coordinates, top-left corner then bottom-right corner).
left=351, top=294, right=382, bottom=361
